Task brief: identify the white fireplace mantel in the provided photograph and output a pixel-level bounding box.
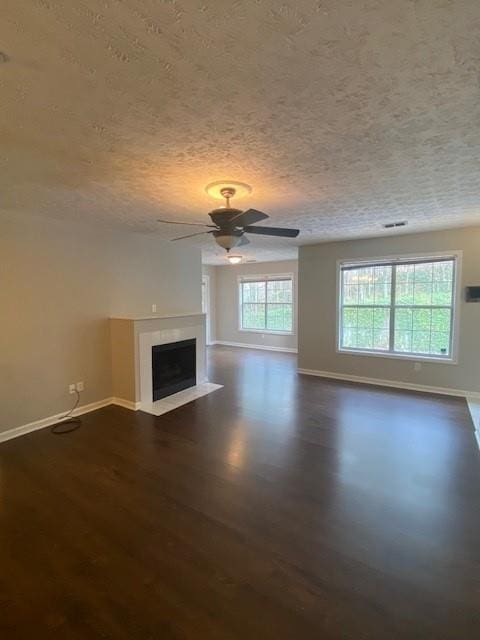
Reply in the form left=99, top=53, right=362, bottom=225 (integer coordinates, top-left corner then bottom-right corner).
left=110, top=313, right=209, bottom=410
left=110, top=312, right=205, bottom=322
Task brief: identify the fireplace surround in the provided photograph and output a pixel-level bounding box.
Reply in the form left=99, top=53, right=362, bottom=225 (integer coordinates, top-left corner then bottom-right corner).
left=110, top=313, right=208, bottom=408
left=110, top=313, right=222, bottom=417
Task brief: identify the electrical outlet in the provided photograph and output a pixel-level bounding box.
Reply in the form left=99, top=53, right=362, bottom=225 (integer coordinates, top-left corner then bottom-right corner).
left=76, top=381, right=84, bottom=392
left=69, top=383, right=76, bottom=394
left=151, top=303, right=157, bottom=313
left=414, top=362, right=422, bottom=372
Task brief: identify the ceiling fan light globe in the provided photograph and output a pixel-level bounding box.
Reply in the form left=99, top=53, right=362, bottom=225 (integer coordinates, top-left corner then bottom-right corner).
left=227, top=255, right=242, bottom=264
left=214, top=233, right=241, bottom=250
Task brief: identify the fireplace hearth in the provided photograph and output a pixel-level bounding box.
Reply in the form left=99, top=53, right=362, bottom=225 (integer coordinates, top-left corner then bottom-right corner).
left=152, top=338, right=196, bottom=401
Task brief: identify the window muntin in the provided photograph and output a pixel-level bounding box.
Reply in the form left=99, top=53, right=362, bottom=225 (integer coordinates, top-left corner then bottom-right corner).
left=239, top=276, right=293, bottom=333
left=339, top=258, right=456, bottom=359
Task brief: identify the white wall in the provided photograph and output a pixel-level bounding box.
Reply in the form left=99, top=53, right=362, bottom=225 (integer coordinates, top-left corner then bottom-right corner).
left=213, top=260, right=298, bottom=352
left=298, top=227, right=480, bottom=394
left=0, top=211, right=201, bottom=431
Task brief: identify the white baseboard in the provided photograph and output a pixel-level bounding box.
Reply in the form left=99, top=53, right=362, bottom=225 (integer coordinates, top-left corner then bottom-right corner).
left=111, top=397, right=141, bottom=411
left=4, top=377, right=477, bottom=447
left=0, top=384, right=213, bottom=444
left=0, top=384, right=215, bottom=445
left=297, top=368, right=480, bottom=401
left=467, top=398, right=480, bottom=430
left=213, top=340, right=297, bottom=354
left=467, top=398, right=480, bottom=450
left=0, top=397, right=113, bottom=444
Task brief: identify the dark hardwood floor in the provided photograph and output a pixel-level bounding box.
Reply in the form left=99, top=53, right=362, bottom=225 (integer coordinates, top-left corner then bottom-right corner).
left=1, top=346, right=479, bottom=639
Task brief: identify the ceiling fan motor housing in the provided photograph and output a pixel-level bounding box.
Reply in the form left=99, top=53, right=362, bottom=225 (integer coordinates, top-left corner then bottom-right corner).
left=209, top=208, right=246, bottom=250
left=208, top=207, right=243, bottom=226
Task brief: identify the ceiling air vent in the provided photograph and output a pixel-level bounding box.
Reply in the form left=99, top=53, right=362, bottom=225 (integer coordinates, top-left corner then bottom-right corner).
left=383, top=221, right=407, bottom=229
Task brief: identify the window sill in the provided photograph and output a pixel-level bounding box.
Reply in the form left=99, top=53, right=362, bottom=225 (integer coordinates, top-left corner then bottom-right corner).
left=337, top=348, right=457, bottom=365
left=239, top=328, right=294, bottom=337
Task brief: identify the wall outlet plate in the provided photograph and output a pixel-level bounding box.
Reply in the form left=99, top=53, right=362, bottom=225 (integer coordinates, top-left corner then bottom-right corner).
left=76, top=381, right=84, bottom=392
left=69, top=383, right=76, bottom=394
left=152, top=304, right=157, bottom=313
left=414, top=362, right=422, bottom=372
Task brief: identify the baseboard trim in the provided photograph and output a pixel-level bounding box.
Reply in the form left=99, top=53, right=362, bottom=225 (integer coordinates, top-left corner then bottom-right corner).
left=297, top=368, right=480, bottom=401
left=111, top=397, right=141, bottom=411
left=0, top=385, right=217, bottom=445
left=4, top=378, right=476, bottom=445
left=213, top=340, right=297, bottom=354
left=0, top=397, right=113, bottom=444
left=467, top=398, right=480, bottom=450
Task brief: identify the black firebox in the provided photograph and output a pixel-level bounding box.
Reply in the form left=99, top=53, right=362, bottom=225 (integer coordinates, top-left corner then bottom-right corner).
left=152, top=339, right=196, bottom=402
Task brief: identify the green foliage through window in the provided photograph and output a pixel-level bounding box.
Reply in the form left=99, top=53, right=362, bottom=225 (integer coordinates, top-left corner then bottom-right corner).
left=340, top=258, right=455, bottom=358
left=240, top=278, right=293, bottom=332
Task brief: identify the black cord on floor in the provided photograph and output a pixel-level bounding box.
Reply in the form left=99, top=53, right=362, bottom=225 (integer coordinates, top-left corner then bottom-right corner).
left=51, top=390, right=82, bottom=434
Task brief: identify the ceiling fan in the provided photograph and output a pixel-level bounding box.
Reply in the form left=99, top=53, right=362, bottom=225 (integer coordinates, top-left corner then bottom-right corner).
left=158, top=184, right=299, bottom=254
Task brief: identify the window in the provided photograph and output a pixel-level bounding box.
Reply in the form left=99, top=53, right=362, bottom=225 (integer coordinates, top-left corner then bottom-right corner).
left=338, top=255, right=458, bottom=360
left=239, top=275, right=293, bottom=333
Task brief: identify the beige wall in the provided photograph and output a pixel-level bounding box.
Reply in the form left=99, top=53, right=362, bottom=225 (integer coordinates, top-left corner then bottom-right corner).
left=298, top=227, right=480, bottom=394
left=0, top=211, right=201, bottom=432
left=214, top=260, right=298, bottom=351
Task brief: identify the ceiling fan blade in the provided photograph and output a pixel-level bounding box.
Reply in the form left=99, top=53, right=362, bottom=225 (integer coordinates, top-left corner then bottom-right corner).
left=230, top=208, right=269, bottom=226
left=158, top=219, right=216, bottom=228
left=238, top=234, right=250, bottom=246
left=243, top=225, right=300, bottom=238
left=171, top=230, right=214, bottom=241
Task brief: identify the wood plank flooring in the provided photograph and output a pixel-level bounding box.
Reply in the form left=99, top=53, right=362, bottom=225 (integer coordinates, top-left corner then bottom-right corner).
left=1, top=345, right=479, bottom=639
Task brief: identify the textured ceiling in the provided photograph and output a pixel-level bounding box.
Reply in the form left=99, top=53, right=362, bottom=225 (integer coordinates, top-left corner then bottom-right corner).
left=1, top=1, right=480, bottom=265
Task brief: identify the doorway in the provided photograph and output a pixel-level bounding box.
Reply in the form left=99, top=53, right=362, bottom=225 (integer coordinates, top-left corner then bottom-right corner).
left=202, top=275, right=212, bottom=345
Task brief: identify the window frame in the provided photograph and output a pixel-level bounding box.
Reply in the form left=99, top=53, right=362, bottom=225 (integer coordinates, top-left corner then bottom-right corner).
left=336, top=251, right=462, bottom=364
left=238, top=273, right=295, bottom=335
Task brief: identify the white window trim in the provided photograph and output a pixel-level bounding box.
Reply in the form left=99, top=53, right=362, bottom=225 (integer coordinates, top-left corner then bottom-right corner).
left=335, top=251, right=462, bottom=365
left=237, top=273, right=295, bottom=336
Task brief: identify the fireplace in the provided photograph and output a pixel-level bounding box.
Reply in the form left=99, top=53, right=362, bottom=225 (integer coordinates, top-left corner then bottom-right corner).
left=152, top=338, right=196, bottom=401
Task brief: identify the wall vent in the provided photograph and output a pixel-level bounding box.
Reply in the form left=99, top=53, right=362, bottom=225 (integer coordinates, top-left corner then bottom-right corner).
left=383, top=221, right=407, bottom=229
